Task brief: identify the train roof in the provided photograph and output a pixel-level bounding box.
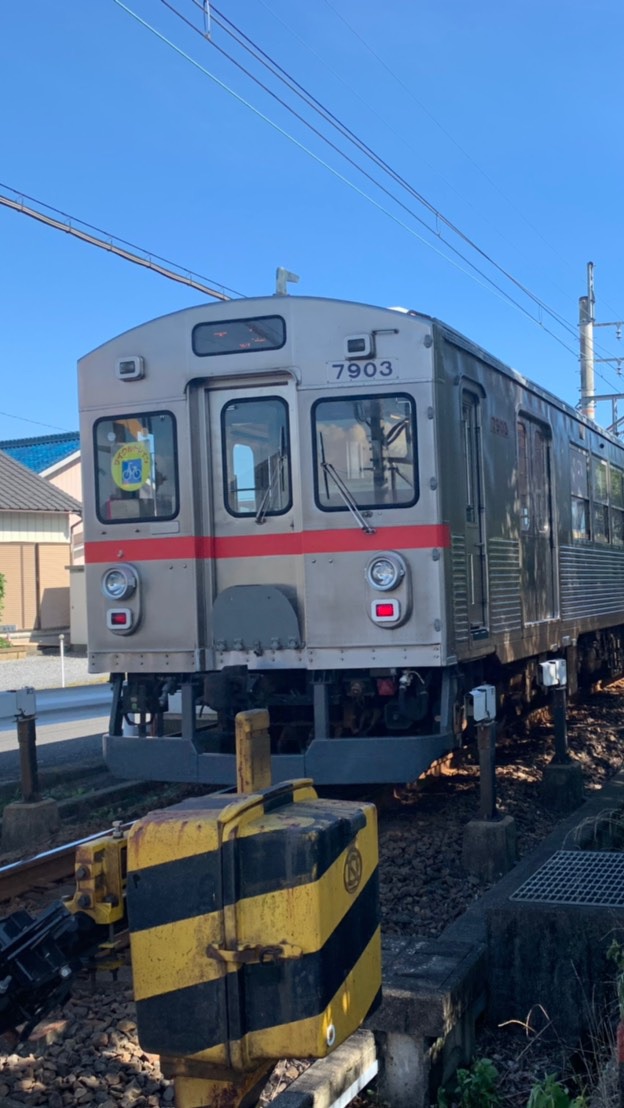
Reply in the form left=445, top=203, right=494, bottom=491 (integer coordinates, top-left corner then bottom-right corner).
left=80, top=295, right=619, bottom=448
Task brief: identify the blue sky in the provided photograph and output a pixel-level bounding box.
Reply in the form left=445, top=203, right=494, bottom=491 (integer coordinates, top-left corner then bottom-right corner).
left=1, top=0, right=624, bottom=441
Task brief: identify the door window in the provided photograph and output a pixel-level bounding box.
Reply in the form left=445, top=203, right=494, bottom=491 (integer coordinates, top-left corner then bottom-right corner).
left=222, top=397, right=291, bottom=517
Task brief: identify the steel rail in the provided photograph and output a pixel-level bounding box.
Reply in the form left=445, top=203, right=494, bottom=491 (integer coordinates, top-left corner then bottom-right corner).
left=0, top=823, right=133, bottom=902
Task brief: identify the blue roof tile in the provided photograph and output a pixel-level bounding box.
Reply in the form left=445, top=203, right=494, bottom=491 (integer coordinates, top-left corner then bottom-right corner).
left=0, top=432, right=80, bottom=474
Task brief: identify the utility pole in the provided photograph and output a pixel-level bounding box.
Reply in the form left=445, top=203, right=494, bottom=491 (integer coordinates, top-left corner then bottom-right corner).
left=579, top=262, right=595, bottom=420
left=579, top=262, right=624, bottom=432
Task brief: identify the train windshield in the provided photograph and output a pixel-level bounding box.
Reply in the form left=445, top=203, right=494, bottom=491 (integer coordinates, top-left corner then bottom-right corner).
left=94, top=412, right=178, bottom=523
left=313, top=394, right=418, bottom=511
left=222, top=397, right=292, bottom=517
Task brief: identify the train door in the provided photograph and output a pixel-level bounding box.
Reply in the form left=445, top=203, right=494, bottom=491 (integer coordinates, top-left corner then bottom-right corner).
left=517, top=415, right=555, bottom=623
left=201, top=379, right=302, bottom=650
left=462, top=390, right=488, bottom=633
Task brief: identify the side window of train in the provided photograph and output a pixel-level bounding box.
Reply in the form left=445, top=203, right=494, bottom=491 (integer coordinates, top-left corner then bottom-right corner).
left=570, top=445, right=590, bottom=541
left=612, top=467, right=624, bottom=545
left=94, top=412, right=179, bottom=523
left=592, top=456, right=609, bottom=543
left=222, top=397, right=292, bottom=517
left=461, top=392, right=482, bottom=525
left=312, top=394, right=418, bottom=511
left=517, top=417, right=551, bottom=535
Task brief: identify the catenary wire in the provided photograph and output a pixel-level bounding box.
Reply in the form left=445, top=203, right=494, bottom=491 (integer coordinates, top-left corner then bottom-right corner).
left=189, top=0, right=624, bottom=385
left=112, top=0, right=557, bottom=330
left=319, top=0, right=624, bottom=327
left=0, top=410, right=74, bottom=433
left=200, top=1, right=623, bottom=373
left=0, top=181, right=244, bottom=299
left=143, top=0, right=589, bottom=369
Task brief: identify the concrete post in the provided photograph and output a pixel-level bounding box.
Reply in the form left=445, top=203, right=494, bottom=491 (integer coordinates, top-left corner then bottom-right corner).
left=17, top=714, right=40, bottom=803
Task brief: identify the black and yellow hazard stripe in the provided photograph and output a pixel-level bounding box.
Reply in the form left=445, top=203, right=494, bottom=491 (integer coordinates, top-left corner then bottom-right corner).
left=127, top=783, right=380, bottom=1062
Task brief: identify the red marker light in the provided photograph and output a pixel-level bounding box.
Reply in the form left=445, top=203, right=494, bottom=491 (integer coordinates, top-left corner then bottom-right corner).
left=370, top=598, right=400, bottom=624
left=111, top=612, right=128, bottom=626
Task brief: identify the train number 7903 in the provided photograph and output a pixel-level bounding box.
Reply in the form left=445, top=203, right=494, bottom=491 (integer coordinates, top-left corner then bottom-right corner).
left=326, top=359, right=398, bottom=383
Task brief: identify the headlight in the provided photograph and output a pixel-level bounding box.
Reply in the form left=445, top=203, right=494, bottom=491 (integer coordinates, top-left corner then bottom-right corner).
left=366, top=554, right=405, bottom=591
left=101, top=564, right=137, bottom=601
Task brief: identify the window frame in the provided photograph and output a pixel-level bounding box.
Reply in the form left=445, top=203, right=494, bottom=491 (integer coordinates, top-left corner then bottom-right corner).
left=591, top=454, right=610, bottom=544
left=570, top=443, right=590, bottom=543
left=221, top=395, right=292, bottom=519
left=611, top=465, right=624, bottom=547
left=192, top=315, right=286, bottom=358
left=94, top=410, right=180, bottom=525
left=311, top=391, right=419, bottom=514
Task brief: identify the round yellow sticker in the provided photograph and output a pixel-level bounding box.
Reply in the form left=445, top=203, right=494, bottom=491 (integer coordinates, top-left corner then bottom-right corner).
left=111, top=442, right=151, bottom=491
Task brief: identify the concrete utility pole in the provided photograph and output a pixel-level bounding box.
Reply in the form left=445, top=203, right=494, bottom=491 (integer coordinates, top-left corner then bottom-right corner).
left=580, top=261, right=624, bottom=431
left=579, top=261, right=595, bottom=420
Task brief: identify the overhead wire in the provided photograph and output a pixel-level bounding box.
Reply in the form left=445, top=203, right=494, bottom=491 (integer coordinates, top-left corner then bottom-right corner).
left=172, top=0, right=624, bottom=382
left=127, top=0, right=583, bottom=368
left=0, top=181, right=245, bottom=299
left=319, top=0, right=624, bottom=329
left=111, top=0, right=545, bottom=326
left=0, top=410, right=74, bottom=433
left=205, top=1, right=624, bottom=374
left=194, top=1, right=576, bottom=333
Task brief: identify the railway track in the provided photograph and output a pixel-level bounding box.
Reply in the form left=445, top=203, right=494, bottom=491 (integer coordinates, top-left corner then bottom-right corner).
left=1, top=685, right=623, bottom=1107
left=0, top=823, right=133, bottom=902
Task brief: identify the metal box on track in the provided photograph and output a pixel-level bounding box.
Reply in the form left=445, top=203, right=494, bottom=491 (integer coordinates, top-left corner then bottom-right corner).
left=126, top=779, right=380, bottom=1069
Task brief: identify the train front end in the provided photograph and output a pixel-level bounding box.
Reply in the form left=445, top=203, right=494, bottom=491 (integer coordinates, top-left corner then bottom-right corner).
left=79, top=296, right=459, bottom=785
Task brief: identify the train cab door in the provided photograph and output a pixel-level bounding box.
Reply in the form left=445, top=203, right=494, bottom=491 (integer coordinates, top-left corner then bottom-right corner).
left=462, top=390, right=488, bottom=634
left=200, top=379, right=302, bottom=655
left=517, top=415, right=555, bottom=623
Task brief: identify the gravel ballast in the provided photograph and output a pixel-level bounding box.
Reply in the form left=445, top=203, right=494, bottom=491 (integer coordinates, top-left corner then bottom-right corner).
left=0, top=653, right=107, bottom=693
left=2, top=684, right=624, bottom=1106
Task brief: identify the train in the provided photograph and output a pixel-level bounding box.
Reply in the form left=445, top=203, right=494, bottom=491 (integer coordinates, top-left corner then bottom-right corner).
left=78, top=293, right=624, bottom=786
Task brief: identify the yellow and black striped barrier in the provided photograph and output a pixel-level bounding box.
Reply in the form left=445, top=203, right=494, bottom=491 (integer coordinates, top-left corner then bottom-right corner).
left=125, top=710, right=381, bottom=1107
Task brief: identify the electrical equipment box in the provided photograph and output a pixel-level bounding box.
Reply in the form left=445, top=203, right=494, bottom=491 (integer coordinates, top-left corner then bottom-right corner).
left=126, top=779, right=380, bottom=1071
left=538, top=659, right=567, bottom=687
left=465, top=684, right=496, bottom=723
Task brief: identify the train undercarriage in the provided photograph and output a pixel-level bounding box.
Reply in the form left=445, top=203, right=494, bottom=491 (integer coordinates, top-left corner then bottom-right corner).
left=102, top=625, right=624, bottom=786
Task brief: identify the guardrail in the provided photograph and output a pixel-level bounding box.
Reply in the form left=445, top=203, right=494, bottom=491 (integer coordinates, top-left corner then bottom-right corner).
left=0, top=684, right=113, bottom=722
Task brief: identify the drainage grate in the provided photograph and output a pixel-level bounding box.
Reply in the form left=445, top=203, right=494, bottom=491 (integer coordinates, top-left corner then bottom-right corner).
left=510, top=850, right=624, bottom=907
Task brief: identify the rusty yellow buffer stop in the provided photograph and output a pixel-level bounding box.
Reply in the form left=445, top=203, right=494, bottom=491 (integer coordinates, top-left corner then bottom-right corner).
left=125, top=710, right=381, bottom=1107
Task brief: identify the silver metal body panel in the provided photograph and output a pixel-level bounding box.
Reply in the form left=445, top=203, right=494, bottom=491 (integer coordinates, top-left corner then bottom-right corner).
left=79, top=295, right=624, bottom=783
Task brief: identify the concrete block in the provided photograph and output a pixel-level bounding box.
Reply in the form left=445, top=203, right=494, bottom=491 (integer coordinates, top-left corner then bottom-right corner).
left=367, top=938, right=486, bottom=1108
left=486, top=900, right=623, bottom=1042
left=462, top=815, right=517, bottom=881
left=2, top=797, right=60, bottom=852
left=540, top=761, right=585, bottom=813
left=270, top=1030, right=377, bottom=1108
left=376, top=1030, right=427, bottom=1108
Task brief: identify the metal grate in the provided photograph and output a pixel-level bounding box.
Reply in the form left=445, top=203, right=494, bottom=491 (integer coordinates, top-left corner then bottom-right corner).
left=510, top=850, right=624, bottom=907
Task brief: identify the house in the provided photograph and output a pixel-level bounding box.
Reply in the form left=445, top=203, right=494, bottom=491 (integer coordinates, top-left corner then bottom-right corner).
left=0, top=431, right=82, bottom=554
left=0, top=450, right=81, bottom=636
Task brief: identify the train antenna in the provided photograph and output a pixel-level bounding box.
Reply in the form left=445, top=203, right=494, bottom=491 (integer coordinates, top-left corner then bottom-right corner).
left=275, top=267, right=300, bottom=296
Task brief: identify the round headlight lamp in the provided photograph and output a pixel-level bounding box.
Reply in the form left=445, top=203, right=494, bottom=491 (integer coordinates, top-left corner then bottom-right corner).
left=101, top=564, right=137, bottom=601
left=366, top=553, right=405, bottom=591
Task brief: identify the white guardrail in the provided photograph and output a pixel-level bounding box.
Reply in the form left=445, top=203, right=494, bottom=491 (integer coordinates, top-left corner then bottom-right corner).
left=0, top=685, right=113, bottom=722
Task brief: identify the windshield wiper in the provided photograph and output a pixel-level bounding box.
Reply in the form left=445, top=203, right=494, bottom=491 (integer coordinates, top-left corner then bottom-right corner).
left=255, top=432, right=287, bottom=525
left=319, top=434, right=375, bottom=534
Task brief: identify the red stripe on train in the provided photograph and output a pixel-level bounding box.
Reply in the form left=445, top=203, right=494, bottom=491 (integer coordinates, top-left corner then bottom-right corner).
left=84, top=524, right=451, bottom=564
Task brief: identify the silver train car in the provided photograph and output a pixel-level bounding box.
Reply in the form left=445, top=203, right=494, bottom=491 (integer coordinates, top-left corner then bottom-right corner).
left=79, top=295, right=624, bottom=785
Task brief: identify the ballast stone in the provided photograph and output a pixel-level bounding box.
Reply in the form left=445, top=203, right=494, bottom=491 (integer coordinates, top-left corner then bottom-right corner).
left=1, top=797, right=60, bottom=852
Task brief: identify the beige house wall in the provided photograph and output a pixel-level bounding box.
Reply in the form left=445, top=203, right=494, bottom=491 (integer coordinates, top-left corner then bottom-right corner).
left=43, top=454, right=84, bottom=565
left=0, top=515, right=73, bottom=632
